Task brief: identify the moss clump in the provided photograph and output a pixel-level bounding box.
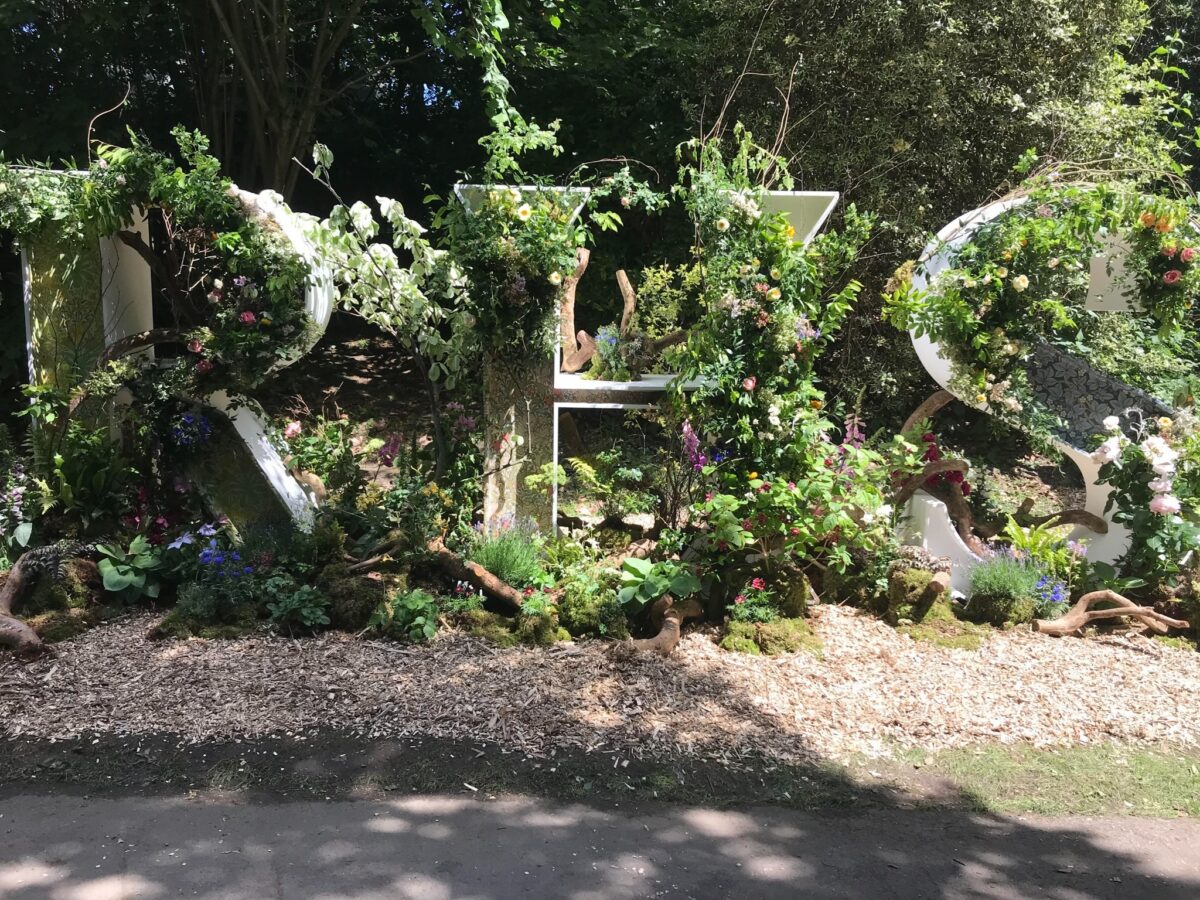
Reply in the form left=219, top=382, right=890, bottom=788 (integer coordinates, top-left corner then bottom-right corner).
left=720, top=617, right=822, bottom=657
left=459, top=609, right=521, bottom=647
left=26, top=560, right=101, bottom=615
left=756, top=617, right=822, bottom=656
left=885, top=567, right=933, bottom=623
left=28, top=607, right=101, bottom=643
left=720, top=633, right=762, bottom=655
left=559, top=581, right=628, bottom=639
left=516, top=612, right=570, bottom=646
left=318, top=563, right=390, bottom=631
left=150, top=605, right=261, bottom=640
left=967, top=591, right=1036, bottom=627
left=899, top=619, right=991, bottom=651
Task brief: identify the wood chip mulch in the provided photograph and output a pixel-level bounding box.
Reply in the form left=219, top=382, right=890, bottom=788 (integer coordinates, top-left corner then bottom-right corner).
left=2, top=607, right=1198, bottom=762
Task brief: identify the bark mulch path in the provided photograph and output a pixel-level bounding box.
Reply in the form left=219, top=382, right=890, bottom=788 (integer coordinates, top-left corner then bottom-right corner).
left=2, top=606, right=1198, bottom=762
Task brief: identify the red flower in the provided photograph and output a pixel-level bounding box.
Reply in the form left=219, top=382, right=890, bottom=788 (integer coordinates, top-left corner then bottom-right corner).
left=239, top=310, right=258, bottom=325
left=921, top=432, right=936, bottom=443
left=960, top=482, right=972, bottom=496
left=195, top=359, right=214, bottom=375
left=945, top=470, right=964, bottom=484
left=1163, top=269, right=1182, bottom=286
left=751, top=577, right=766, bottom=590
left=734, top=594, right=746, bottom=605
left=186, top=339, right=203, bottom=354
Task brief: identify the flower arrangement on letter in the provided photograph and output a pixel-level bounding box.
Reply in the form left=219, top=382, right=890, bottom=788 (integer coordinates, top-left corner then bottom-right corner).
left=885, top=178, right=1200, bottom=441
left=1092, top=411, right=1200, bottom=581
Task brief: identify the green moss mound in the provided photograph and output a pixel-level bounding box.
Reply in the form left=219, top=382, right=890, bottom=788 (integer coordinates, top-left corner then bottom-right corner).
left=966, top=591, right=1036, bottom=627
left=516, top=612, right=570, bottom=646
left=720, top=617, right=822, bottom=657
left=150, top=604, right=261, bottom=640
left=459, top=609, right=521, bottom=647
left=771, top=565, right=810, bottom=618
left=318, top=563, right=390, bottom=631
left=559, top=580, right=628, bottom=639
left=899, top=619, right=992, bottom=650
left=28, top=607, right=102, bottom=643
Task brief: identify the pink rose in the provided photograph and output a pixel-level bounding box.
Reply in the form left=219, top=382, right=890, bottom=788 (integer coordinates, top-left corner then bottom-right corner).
left=734, top=594, right=746, bottom=605
left=195, top=359, right=214, bottom=375
left=1163, top=269, right=1182, bottom=286
left=284, top=421, right=302, bottom=439
left=742, top=376, right=757, bottom=392
left=186, top=339, right=203, bottom=354
left=751, top=577, right=766, bottom=591
left=1182, top=247, right=1197, bottom=264
left=1150, top=494, right=1181, bottom=515
left=239, top=310, right=257, bottom=325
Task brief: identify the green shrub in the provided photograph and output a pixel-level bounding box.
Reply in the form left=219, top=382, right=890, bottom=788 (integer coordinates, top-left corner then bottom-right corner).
left=267, top=583, right=332, bottom=633
left=559, top=567, right=628, bottom=638
left=369, top=588, right=440, bottom=642
left=96, top=535, right=163, bottom=603
left=468, top=526, right=544, bottom=588
left=727, top=578, right=779, bottom=624
left=966, top=555, right=1042, bottom=625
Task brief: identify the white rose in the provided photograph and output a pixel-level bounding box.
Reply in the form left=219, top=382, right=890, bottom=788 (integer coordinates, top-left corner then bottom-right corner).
left=1012, top=274, right=1030, bottom=292
left=1091, top=435, right=1123, bottom=465
left=1103, top=415, right=1121, bottom=432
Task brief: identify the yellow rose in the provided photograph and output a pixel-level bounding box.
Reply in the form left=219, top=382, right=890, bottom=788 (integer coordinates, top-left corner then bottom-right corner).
left=749, top=471, right=759, bottom=480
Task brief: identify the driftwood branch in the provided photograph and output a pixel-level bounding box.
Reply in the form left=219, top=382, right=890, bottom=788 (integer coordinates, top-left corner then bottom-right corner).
left=0, top=554, right=44, bottom=657
left=561, top=331, right=597, bottom=374
left=631, top=595, right=704, bottom=655
left=425, top=537, right=523, bottom=613
left=616, top=269, right=637, bottom=337
left=1015, top=498, right=1108, bottom=534
left=559, top=248, right=590, bottom=359
left=1034, top=589, right=1189, bottom=637
left=902, top=389, right=956, bottom=434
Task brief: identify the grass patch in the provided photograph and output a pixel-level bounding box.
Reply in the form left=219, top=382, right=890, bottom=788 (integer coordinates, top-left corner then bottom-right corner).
left=910, top=744, right=1200, bottom=817
left=899, top=619, right=993, bottom=651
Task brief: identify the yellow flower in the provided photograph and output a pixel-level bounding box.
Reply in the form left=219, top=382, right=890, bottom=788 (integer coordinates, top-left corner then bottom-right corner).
left=749, top=471, right=759, bottom=480
left=259, top=314, right=273, bottom=326
left=770, top=267, right=782, bottom=281
left=1158, top=416, right=1174, bottom=430
left=995, top=266, right=1008, bottom=279
left=1019, top=238, right=1028, bottom=247
left=975, top=393, right=988, bottom=406
left=715, top=217, right=730, bottom=232
left=751, top=258, right=761, bottom=268
left=515, top=203, right=532, bottom=222
left=548, top=271, right=563, bottom=286
left=1002, top=251, right=1013, bottom=261
left=766, top=287, right=782, bottom=302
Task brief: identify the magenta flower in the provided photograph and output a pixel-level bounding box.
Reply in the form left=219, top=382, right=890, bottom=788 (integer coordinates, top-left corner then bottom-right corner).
left=239, top=310, right=258, bottom=325
left=742, top=376, right=757, bottom=392
left=186, top=339, right=203, bottom=354
left=750, top=577, right=766, bottom=591
left=195, top=359, right=214, bottom=375
left=283, top=421, right=302, bottom=439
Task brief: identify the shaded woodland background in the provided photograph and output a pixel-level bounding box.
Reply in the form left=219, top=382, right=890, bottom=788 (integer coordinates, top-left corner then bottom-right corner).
left=2, top=0, right=1198, bottom=425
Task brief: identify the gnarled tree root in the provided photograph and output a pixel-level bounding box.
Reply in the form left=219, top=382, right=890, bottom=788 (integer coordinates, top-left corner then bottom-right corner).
left=630, top=596, right=704, bottom=655
left=901, top=389, right=956, bottom=435
left=1034, top=589, right=1189, bottom=637
left=0, top=554, right=45, bottom=658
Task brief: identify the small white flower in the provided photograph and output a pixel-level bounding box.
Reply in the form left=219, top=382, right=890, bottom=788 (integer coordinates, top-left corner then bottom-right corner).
left=1047, top=257, right=1060, bottom=269
left=1103, top=415, right=1121, bottom=432
left=548, top=271, right=563, bottom=286
left=876, top=504, right=894, bottom=519
left=1012, top=274, right=1029, bottom=292
left=349, top=200, right=374, bottom=233
left=508, top=188, right=522, bottom=204
left=515, top=203, right=532, bottom=222
left=212, top=278, right=224, bottom=290
left=1091, top=435, right=1123, bottom=465
left=715, top=217, right=731, bottom=233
